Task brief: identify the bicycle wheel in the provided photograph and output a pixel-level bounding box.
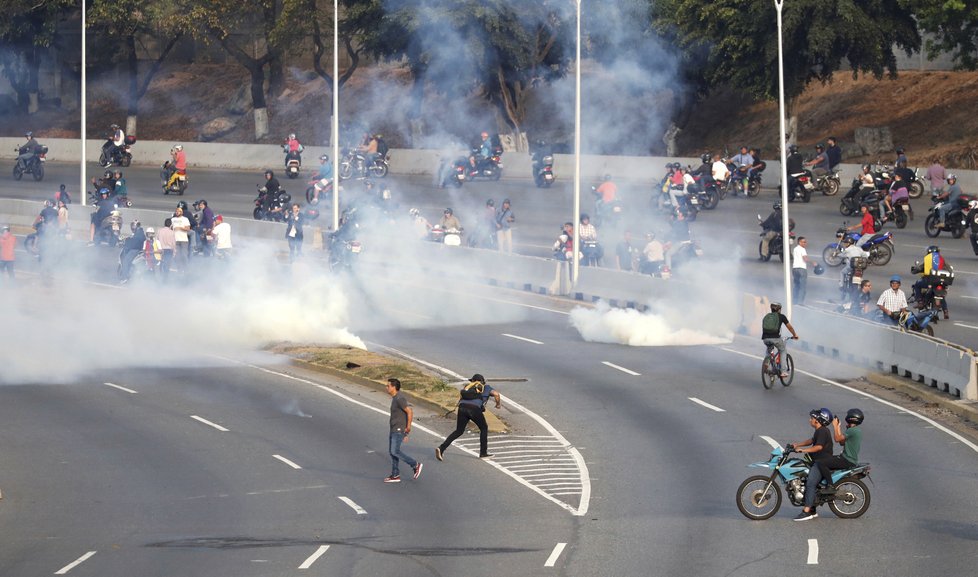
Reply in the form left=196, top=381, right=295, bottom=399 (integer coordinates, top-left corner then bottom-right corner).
left=761, top=357, right=775, bottom=389
left=779, top=354, right=794, bottom=386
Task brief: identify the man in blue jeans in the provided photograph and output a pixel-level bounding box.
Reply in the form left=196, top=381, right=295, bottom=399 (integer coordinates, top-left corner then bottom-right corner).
left=385, top=378, right=422, bottom=483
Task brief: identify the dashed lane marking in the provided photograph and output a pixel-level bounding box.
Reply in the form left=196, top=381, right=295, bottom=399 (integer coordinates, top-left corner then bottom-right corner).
left=807, top=539, right=819, bottom=565
left=190, top=415, right=229, bottom=432
left=272, top=454, right=302, bottom=470
left=55, top=551, right=97, bottom=575
left=337, top=496, right=367, bottom=515
left=298, top=545, right=330, bottom=569
left=689, top=397, right=725, bottom=412
left=602, top=361, right=641, bottom=376
left=954, top=322, right=978, bottom=330
left=545, top=543, right=567, bottom=567
left=103, top=382, right=138, bottom=394
left=503, top=333, right=544, bottom=345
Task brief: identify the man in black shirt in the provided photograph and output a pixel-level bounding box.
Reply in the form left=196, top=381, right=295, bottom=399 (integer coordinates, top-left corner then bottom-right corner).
left=789, top=408, right=835, bottom=521
left=826, top=137, right=842, bottom=171
left=760, top=302, right=798, bottom=377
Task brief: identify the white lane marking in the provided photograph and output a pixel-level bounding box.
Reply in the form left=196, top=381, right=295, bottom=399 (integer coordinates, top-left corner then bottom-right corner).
left=954, top=270, right=977, bottom=275
left=55, top=551, right=97, bottom=574
left=104, top=382, right=138, bottom=394
left=272, top=454, right=302, bottom=469
left=960, top=295, right=978, bottom=300
left=602, top=361, right=641, bottom=376
left=503, top=333, right=544, bottom=345
left=953, top=322, right=978, bottom=330
left=807, top=539, right=819, bottom=565
left=720, top=347, right=978, bottom=453
left=226, top=352, right=592, bottom=517
left=760, top=435, right=781, bottom=450
left=689, top=397, right=725, bottom=412
left=337, top=496, right=367, bottom=515
left=545, top=543, right=567, bottom=567
left=190, top=415, right=229, bottom=432
left=298, top=545, right=330, bottom=569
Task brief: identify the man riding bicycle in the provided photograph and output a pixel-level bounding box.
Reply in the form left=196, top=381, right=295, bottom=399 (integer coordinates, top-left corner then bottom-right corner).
left=761, top=302, right=799, bottom=378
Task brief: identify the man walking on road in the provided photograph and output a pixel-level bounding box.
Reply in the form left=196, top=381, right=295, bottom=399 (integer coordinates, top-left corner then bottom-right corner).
left=436, top=374, right=501, bottom=461
left=792, top=237, right=817, bottom=305
left=386, top=378, right=422, bottom=483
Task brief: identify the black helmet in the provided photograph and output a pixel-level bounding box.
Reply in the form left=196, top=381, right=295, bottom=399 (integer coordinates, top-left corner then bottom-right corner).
left=103, top=170, right=112, bottom=179
left=264, top=169, right=274, bottom=177
left=580, top=213, right=590, bottom=222
left=176, top=200, right=189, bottom=212
left=788, top=144, right=798, bottom=153
left=701, top=153, right=711, bottom=164
left=845, top=408, right=864, bottom=425
left=927, top=245, right=939, bottom=254
left=486, top=198, right=495, bottom=207
left=770, top=302, right=782, bottom=312
left=444, top=207, right=453, bottom=215
left=130, top=219, right=141, bottom=232
left=810, top=407, right=834, bottom=426
left=773, top=202, right=781, bottom=210
left=896, top=147, right=905, bottom=154
left=815, top=143, right=824, bottom=151
left=813, top=263, right=825, bottom=275
left=25, top=131, right=33, bottom=138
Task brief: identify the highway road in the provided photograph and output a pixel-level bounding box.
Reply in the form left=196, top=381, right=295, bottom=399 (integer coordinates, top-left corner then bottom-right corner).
left=2, top=159, right=978, bottom=576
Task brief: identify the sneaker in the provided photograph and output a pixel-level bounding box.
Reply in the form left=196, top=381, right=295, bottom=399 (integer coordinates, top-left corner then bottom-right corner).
left=780, top=372, right=790, bottom=378
left=435, top=447, right=444, bottom=461
left=479, top=452, right=494, bottom=459
left=412, top=463, right=423, bottom=480
left=383, top=475, right=401, bottom=483
left=793, top=510, right=817, bottom=522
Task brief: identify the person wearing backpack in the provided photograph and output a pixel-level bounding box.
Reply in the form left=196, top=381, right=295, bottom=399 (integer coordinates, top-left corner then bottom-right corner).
left=761, top=302, right=799, bottom=378
left=435, top=374, right=501, bottom=461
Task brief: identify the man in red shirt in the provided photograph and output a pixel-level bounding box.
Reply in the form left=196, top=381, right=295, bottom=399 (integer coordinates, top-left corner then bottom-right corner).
left=847, top=204, right=876, bottom=247
left=0, top=225, right=16, bottom=283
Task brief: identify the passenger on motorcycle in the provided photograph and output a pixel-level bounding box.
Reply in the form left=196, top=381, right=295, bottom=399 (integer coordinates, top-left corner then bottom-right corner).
left=846, top=204, right=877, bottom=247
left=469, top=131, right=493, bottom=174
left=785, top=144, right=804, bottom=175
left=894, top=147, right=908, bottom=168
left=818, top=408, right=864, bottom=488
left=553, top=222, right=575, bottom=261
left=912, top=245, right=951, bottom=319
left=748, top=147, right=766, bottom=176
left=877, top=275, right=909, bottom=322
left=439, top=208, right=461, bottom=231
left=804, top=143, right=830, bottom=178
left=669, top=166, right=692, bottom=208
left=761, top=302, right=799, bottom=378
left=284, top=133, right=303, bottom=162
left=579, top=214, right=602, bottom=264
left=759, top=203, right=783, bottom=260
left=358, top=132, right=380, bottom=168
left=112, top=169, right=127, bottom=199
left=934, top=173, right=963, bottom=228
left=166, top=144, right=186, bottom=190
left=788, top=408, right=836, bottom=522
left=881, top=172, right=909, bottom=220
left=16, top=131, right=39, bottom=169
left=826, top=137, right=843, bottom=171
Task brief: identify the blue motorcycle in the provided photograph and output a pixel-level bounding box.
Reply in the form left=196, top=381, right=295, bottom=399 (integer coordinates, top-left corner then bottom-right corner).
left=822, top=225, right=894, bottom=267
left=736, top=446, right=871, bottom=520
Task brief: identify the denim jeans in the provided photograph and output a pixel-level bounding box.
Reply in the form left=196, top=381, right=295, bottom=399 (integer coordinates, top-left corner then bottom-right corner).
left=792, top=268, right=808, bottom=304
left=389, top=431, right=417, bottom=477
left=803, top=460, right=824, bottom=508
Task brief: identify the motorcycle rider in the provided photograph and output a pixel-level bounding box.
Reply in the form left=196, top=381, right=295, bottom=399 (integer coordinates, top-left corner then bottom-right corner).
left=118, top=220, right=146, bottom=283
left=846, top=204, right=877, bottom=247
left=748, top=147, right=766, bottom=179
left=439, top=207, right=461, bottom=231
left=730, top=146, right=753, bottom=170
left=16, top=131, right=40, bottom=170
left=552, top=222, right=574, bottom=261
left=785, top=144, right=804, bottom=174
left=970, top=200, right=978, bottom=256
left=165, top=144, right=186, bottom=191
left=88, top=189, right=115, bottom=245
left=759, top=203, right=783, bottom=260
left=102, top=124, right=125, bottom=165
left=283, top=133, right=303, bottom=166
left=260, top=169, right=284, bottom=216
left=469, top=131, right=493, bottom=175
left=804, top=143, right=830, bottom=178
left=817, top=408, right=864, bottom=493
left=112, top=169, right=128, bottom=201
left=358, top=132, right=380, bottom=169
left=310, top=154, right=333, bottom=204
left=789, top=408, right=836, bottom=522
left=579, top=214, right=602, bottom=265
left=761, top=302, right=799, bottom=378
left=912, top=245, right=952, bottom=319
left=595, top=173, right=618, bottom=216
left=825, top=137, right=843, bottom=171
left=877, top=275, right=909, bottom=323
left=934, top=173, right=963, bottom=228
left=881, top=171, right=909, bottom=221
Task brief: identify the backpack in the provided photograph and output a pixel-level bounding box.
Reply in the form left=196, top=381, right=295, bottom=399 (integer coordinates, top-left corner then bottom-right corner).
left=460, top=381, right=484, bottom=400
left=762, top=312, right=781, bottom=333
left=375, top=136, right=389, bottom=157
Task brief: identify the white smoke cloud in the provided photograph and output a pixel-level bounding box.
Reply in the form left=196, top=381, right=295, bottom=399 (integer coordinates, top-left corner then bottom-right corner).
left=570, top=301, right=732, bottom=346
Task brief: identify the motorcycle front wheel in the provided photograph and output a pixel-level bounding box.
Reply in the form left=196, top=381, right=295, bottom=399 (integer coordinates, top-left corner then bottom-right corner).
left=253, top=207, right=263, bottom=220
left=747, top=182, right=760, bottom=197
left=32, top=164, right=44, bottom=181
left=870, top=243, right=893, bottom=266
left=121, top=153, right=132, bottom=168
left=828, top=478, right=871, bottom=519
left=737, top=476, right=782, bottom=520
left=823, top=179, right=840, bottom=196
left=839, top=201, right=854, bottom=216
left=338, top=162, right=353, bottom=180
left=305, top=186, right=318, bottom=205
left=909, top=181, right=924, bottom=199
left=12, top=165, right=23, bottom=181
left=924, top=213, right=941, bottom=238
left=952, top=224, right=965, bottom=239
left=822, top=245, right=844, bottom=267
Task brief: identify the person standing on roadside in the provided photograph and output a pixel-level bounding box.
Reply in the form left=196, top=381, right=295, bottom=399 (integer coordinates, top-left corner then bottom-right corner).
left=385, top=378, right=422, bottom=483
left=0, top=225, right=16, bottom=284
left=157, top=218, right=176, bottom=282
left=285, top=203, right=304, bottom=263
left=495, top=198, right=514, bottom=253
left=435, top=374, right=501, bottom=461
left=792, top=236, right=817, bottom=305
left=171, top=205, right=191, bottom=271
left=925, top=159, right=945, bottom=196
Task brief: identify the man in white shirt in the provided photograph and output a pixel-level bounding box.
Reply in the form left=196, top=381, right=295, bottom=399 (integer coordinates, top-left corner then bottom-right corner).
left=876, top=275, right=909, bottom=323
left=170, top=206, right=192, bottom=271
left=792, top=236, right=816, bottom=304
left=209, top=215, right=232, bottom=258
left=711, top=153, right=730, bottom=184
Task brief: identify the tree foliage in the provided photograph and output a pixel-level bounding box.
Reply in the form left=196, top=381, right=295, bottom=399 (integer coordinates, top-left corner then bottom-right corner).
left=0, top=0, right=76, bottom=112
left=911, top=0, right=978, bottom=69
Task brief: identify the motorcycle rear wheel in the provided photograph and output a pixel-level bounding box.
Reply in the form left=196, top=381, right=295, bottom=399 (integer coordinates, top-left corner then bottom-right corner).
left=909, top=181, right=924, bottom=199
left=828, top=478, right=870, bottom=519
left=702, top=190, right=719, bottom=210
left=919, top=324, right=935, bottom=337
left=370, top=163, right=389, bottom=178
left=895, top=211, right=908, bottom=229
left=338, top=162, right=353, bottom=180
left=839, top=201, right=854, bottom=216
left=737, top=475, right=782, bottom=520
left=823, top=179, right=840, bottom=196
left=869, top=243, right=892, bottom=266
left=822, top=246, right=844, bottom=267
left=924, top=214, right=941, bottom=238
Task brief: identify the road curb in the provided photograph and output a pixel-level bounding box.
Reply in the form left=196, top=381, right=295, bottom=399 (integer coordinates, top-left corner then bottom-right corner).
left=865, top=371, right=978, bottom=425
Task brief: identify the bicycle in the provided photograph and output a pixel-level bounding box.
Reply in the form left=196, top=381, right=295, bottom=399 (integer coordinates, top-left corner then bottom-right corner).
left=761, top=337, right=796, bottom=389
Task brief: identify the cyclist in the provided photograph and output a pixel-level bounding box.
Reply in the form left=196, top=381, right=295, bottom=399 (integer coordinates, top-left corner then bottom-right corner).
left=761, top=302, right=799, bottom=378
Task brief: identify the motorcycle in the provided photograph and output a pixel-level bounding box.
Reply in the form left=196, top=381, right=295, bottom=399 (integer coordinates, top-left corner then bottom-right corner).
left=688, top=174, right=721, bottom=210
left=835, top=255, right=870, bottom=315
left=815, top=169, right=842, bottom=196
left=283, top=146, right=302, bottom=179
left=778, top=170, right=815, bottom=203
left=305, top=177, right=333, bottom=207
left=253, top=185, right=291, bottom=222
left=437, top=156, right=468, bottom=188
left=99, top=135, right=135, bottom=168
left=839, top=181, right=881, bottom=216
left=531, top=150, right=555, bottom=188
left=581, top=240, right=603, bottom=267
left=338, top=146, right=390, bottom=180
left=427, top=225, right=464, bottom=247
left=160, top=161, right=188, bottom=195
left=757, top=215, right=795, bottom=262
left=924, top=194, right=975, bottom=239
left=93, top=209, right=123, bottom=247
left=883, top=198, right=913, bottom=229
left=468, top=143, right=504, bottom=181
left=822, top=225, right=894, bottom=267
left=725, top=164, right=760, bottom=198
left=13, top=145, right=48, bottom=181
left=897, top=309, right=941, bottom=337
left=736, top=445, right=871, bottom=520
left=88, top=184, right=132, bottom=208
left=910, top=262, right=954, bottom=315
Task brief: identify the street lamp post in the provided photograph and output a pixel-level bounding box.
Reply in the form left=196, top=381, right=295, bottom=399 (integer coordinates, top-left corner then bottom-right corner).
left=572, top=0, right=581, bottom=286
left=331, top=0, right=340, bottom=231
left=774, top=0, right=792, bottom=316
left=81, top=1, right=87, bottom=206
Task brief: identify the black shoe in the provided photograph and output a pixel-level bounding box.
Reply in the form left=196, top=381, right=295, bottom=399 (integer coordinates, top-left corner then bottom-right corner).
left=793, top=510, right=817, bottom=521
left=479, top=452, right=494, bottom=459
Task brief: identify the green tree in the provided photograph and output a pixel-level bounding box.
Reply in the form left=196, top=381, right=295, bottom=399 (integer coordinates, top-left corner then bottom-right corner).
left=911, top=0, right=978, bottom=69
left=87, top=0, right=185, bottom=137
left=0, top=0, right=76, bottom=114
left=653, top=0, right=921, bottom=140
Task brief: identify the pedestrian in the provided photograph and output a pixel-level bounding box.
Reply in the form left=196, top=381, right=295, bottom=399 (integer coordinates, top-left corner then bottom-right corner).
left=385, top=378, right=422, bottom=483
left=157, top=218, right=176, bottom=282
left=0, top=225, right=16, bottom=284
left=56, top=199, right=69, bottom=238
left=925, top=159, right=946, bottom=196
left=435, top=373, right=502, bottom=461
left=792, top=236, right=817, bottom=304
left=285, top=203, right=304, bottom=263
left=171, top=205, right=191, bottom=271
left=495, top=198, right=514, bottom=253
left=615, top=230, right=637, bottom=271
left=208, top=214, right=232, bottom=259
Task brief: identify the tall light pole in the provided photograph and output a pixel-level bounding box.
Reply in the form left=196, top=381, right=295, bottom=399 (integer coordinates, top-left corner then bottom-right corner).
left=81, top=1, right=87, bottom=206
left=774, top=0, right=792, bottom=316
left=331, top=0, right=340, bottom=231
left=571, top=0, right=582, bottom=286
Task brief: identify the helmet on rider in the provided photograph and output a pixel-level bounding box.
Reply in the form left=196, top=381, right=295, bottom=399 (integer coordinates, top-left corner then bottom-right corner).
left=926, top=245, right=940, bottom=254
left=264, top=169, right=274, bottom=178
left=770, top=302, right=782, bottom=312
left=320, top=154, right=329, bottom=162
left=947, top=173, right=957, bottom=182
left=845, top=408, right=865, bottom=425
left=25, top=131, right=33, bottom=138
left=890, top=275, right=902, bottom=284
left=773, top=202, right=781, bottom=210
left=145, top=227, right=156, bottom=238
left=176, top=200, right=189, bottom=212
left=288, top=133, right=296, bottom=140
left=896, top=147, right=904, bottom=154
left=815, top=143, right=825, bottom=151
left=99, top=188, right=110, bottom=197
left=788, top=144, right=798, bottom=154
left=172, top=144, right=183, bottom=152
left=103, top=170, right=113, bottom=179
left=444, top=208, right=453, bottom=216
left=810, top=407, right=833, bottom=426
left=130, top=220, right=141, bottom=232
left=701, top=153, right=711, bottom=164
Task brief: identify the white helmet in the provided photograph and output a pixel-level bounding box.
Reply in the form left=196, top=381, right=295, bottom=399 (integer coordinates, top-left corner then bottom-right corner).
left=145, top=227, right=156, bottom=238
left=288, top=133, right=296, bottom=140
left=172, top=144, right=183, bottom=152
